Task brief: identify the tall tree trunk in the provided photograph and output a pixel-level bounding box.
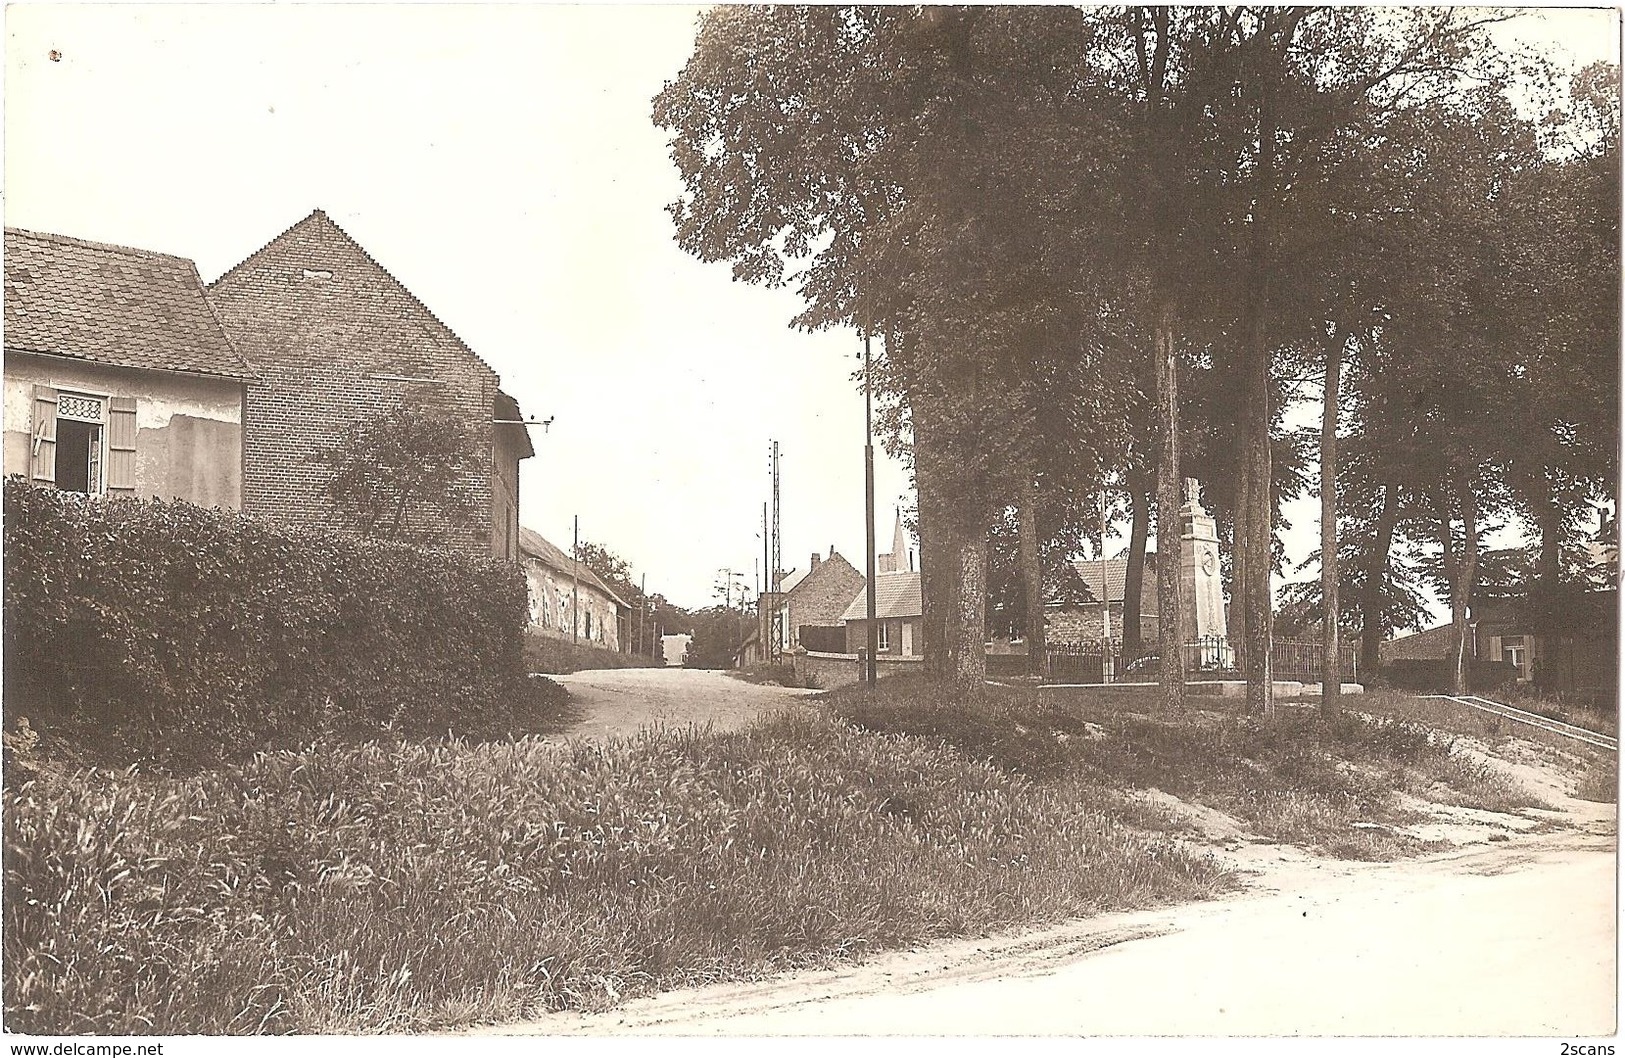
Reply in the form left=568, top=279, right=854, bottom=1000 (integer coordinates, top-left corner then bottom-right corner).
left=1319, top=325, right=1344, bottom=714
left=1451, top=474, right=1481, bottom=696
left=1241, top=379, right=1274, bottom=714
left=1439, top=477, right=1479, bottom=699
left=1533, top=473, right=1562, bottom=692
left=1018, top=470, right=1045, bottom=678
left=1240, top=77, right=1278, bottom=715
left=953, top=529, right=988, bottom=689
left=1153, top=300, right=1186, bottom=711
left=913, top=412, right=953, bottom=683
left=1122, top=471, right=1152, bottom=664
left=1360, top=481, right=1400, bottom=679
left=1232, top=456, right=1250, bottom=677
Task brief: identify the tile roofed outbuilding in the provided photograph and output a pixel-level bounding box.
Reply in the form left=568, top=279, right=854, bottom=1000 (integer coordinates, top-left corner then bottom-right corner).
left=1070, top=553, right=1161, bottom=604
left=839, top=570, right=922, bottom=623
left=4, top=227, right=249, bottom=379
left=518, top=526, right=629, bottom=609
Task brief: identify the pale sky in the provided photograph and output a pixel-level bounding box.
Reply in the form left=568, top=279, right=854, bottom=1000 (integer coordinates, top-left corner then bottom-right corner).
left=5, top=4, right=1617, bottom=611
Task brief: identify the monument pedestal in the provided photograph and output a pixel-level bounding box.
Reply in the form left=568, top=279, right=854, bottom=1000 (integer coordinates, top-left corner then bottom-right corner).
left=1178, top=479, right=1230, bottom=665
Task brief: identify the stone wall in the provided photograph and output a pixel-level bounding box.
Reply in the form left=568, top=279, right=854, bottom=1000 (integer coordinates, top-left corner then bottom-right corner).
left=1045, top=604, right=1158, bottom=645
left=523, top=560, right=621, bottom=651
left=792, top=649, right=923, bottom=690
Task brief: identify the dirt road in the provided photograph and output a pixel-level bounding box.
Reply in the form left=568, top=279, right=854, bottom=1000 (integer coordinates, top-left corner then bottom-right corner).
left=546, top=666, right=817, bottom=742
left=481, top=686, right=1618, bottom=1036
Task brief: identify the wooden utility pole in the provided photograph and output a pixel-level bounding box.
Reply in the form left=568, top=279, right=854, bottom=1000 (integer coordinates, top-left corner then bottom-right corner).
left=865, top=333, right=878, bottom=688
left=1320, top=326, right=1344, bottom=713
left=770, top=442, right=783, bottom=663
left=571, top=514, right=580, bottom=645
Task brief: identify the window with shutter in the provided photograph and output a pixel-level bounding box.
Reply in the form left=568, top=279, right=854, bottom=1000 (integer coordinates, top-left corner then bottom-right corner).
left=48, top=390, right=112, bottom=495
left=107, top=397, right=137, bottom=493
left=30, top=385, right=58, bottom=484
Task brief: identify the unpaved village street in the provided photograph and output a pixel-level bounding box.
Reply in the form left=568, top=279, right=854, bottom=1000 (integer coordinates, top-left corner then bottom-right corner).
left=494, top=669, right=1617, bottom=1037
left=546, top=667, right=817, bottom=742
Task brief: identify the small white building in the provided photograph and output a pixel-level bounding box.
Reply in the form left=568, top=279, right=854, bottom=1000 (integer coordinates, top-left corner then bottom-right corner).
left=661, top=634, right=692, bottom=667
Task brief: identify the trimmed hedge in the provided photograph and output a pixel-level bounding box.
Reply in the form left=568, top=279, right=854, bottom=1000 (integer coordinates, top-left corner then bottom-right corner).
left=1383, top=658, right=1520, bottom=694
left=3, top=478, right=531, bottom=766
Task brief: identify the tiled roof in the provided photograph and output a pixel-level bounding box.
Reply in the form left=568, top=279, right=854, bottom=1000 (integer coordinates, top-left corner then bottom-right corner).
left=1071, top=553, right=1160, bottom=604
left=4, top=227, right=250, bottom=379
left=1379, top=623, right=1454, bottom=662
left=517, top=526, right=628, bottom=609
left=839, top=571, right=922, bottom=622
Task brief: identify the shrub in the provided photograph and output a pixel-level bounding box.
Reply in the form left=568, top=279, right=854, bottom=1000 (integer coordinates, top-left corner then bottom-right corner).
left=3, top=478, right=533, bottom=766
left=1383, top=658, right=1520, bottom=693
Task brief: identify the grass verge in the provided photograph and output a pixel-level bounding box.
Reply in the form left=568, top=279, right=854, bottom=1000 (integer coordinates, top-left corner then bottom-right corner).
left=726, top=663, right=807, bottom=688
left=5, top=706, right=1227, bottom=1034
left=828, top=679, right=1541, bottom=860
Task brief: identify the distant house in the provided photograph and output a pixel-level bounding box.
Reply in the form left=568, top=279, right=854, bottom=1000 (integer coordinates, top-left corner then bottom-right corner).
left=734, top=627, right=763, bottom=668
left=3, top=228, right=251, bottom=507
left=207, top=209, right=533, bottom=558
left=840, top=570, right=923, bottom=657
left=1047, top=554, right=1162, bottom=645
left=661, top=633, right=692, bottom=667
left=518, top=527, right=628, bottom=651
left=1381, top=593, right=1618, bottom=698
left=757, top=549, right=871, bottom=656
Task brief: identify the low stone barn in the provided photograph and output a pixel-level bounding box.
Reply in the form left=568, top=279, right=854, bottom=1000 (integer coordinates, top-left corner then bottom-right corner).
left=518, top=527, right=628, bottom=651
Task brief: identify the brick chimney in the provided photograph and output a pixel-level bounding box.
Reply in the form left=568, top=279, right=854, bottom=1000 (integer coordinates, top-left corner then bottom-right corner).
left=810, top=552, right=822, bottom=570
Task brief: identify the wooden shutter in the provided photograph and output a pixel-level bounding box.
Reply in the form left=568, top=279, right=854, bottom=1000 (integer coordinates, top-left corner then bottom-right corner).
left=107, top=397, right=137, bottom=494
left=29, top=385, right=57, bottom=484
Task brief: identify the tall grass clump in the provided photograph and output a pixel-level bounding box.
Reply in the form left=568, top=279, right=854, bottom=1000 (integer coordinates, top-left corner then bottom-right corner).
left=5, top=709, right=1228, bottom=1035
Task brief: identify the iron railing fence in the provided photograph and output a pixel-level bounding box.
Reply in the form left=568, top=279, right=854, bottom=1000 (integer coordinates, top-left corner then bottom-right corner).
left=986, top=636, right=1357, bottom=684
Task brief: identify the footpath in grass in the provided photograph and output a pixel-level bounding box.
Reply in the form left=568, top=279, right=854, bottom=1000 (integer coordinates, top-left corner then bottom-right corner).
left=4, top=678, right=1552, bottom=1035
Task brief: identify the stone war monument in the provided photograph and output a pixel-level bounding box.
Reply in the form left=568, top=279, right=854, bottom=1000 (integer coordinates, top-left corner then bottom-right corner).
left=1178, top=478, right=1229, bottom=646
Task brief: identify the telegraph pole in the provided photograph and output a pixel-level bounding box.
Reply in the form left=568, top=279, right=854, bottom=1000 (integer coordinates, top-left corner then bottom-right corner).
left=762, top=501, right=770, bottom=659
left=638, top=572, right=647, bottom=658
left=770, top=441, right=783, bottom=664
left=864, top=333, right=878, bottom=688
left=571, top=514, right=580, bottom=645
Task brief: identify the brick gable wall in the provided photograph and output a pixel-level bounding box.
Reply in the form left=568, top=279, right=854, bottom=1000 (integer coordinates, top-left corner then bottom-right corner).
left=787, top=555, right=867, bottom=640
left=209, top=213, right=502, bottom=556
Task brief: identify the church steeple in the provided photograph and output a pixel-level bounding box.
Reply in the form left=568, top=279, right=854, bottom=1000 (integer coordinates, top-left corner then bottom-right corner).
left=878, top=508, right=910, bottom=573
